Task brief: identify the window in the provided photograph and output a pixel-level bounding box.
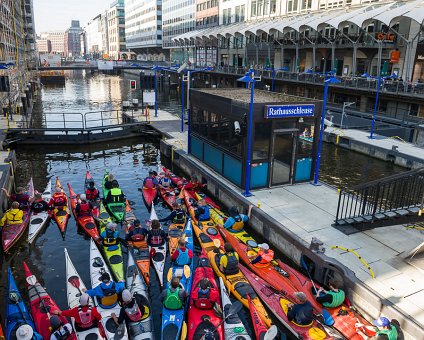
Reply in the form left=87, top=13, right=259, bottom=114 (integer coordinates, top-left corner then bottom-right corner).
left=301, top=0, right=312, bottom=10
left=253, top=122, right=271, bottom=160
left=258, top=0, right=264, bottom=16
left=410, top=104, right=419, bottom=117
left=264, top=0, right=270, bottom=15
left=235, top=6, right=240, bottom=22
left=240, top=5, right=245, bottom=21
left=251, top=0, right=257, bottom=17
left=287, top=0, right=298, bottom=12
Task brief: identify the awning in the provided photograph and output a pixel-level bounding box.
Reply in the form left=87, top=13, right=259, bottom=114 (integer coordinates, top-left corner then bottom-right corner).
left=373, top=0, right=422, bottom=26
left=325, top=5, right=373, bottom=29
left=346, top=2, right=394, bottom=27
left=284, top=13, right=321, bottom=33
left=395, top=1, right=424, bottom=24
left=302, top=10, right=344, bottom=31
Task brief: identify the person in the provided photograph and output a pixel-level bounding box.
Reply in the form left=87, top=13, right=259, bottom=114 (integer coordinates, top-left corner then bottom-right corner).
left=191, top=278, right=220, bottom=310
left=2, top=186, right=31, bottom=208
left=105, top=181, right=125, bottom=204
left=83, top=272, right=125, bottom=309
left=49, top=187, right=68, bottom=208
left=287, top=292, right=314, bottom=326
left=159, top=202, right=186, bottom=224
left=356, top=317, right=398, bottom=340
left=223, top=206, right=248, bottom=232
left=314, top=277, right=345, bottom=308
left=146, top=219, right=168, bottom=247
left=125, top=219, right=148, bottom=243
left=143, top=171, right=158, bottom=189
left=0, top=201, right=23, bottom=227
left=30, top=193, right=49, bottom=213
left=161, top=277, right=188, bottom=310
left=111, top=289, right=148, bottom=326
left=158, top=172, right=172, bottom=188
left=301, top=127, right=311, bottom=137
left=15, top=324, right=42, bottom=340
left=85, top=181, right=100, bottom=201
left=194, top=199, right=210, bottom=221
left=49, top=315, right=73, bottom=340
left=101, top=222, right=119, bottom=247
left=218, top=242, right=239, bottom=275
left=171, top=238, right=193, bottom=265
left=52, top=293, right=105, bottom=337
left=249, top=243, right=274, bottom=266
left=75, top=194, right=93, bottom=217
left=104, top=174, right=117, bottom=190
left=184, top=175, right=204, bottom=191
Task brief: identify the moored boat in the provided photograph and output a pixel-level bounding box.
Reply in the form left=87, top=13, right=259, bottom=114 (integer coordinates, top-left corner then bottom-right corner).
left=149, top=204, right=166, bottom=287
left=142, top=186, right=158, bottom=210
left=28, top=180, right=51, bottom=244
left=84, top=171, right=100, bottom=218
left=102, top=171, right=125, bottom=222
left=53, top=176, right=71, bottom=237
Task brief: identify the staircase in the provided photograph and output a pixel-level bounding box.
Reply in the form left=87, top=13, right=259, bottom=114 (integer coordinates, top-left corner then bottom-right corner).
left=335, top=167, right=424, bottom=234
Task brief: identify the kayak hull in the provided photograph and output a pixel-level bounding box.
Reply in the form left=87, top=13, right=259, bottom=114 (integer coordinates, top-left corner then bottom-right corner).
left=99, top=221, right=125, bottom=282
left=159, top=187, right=176, bottom=208
left=167, top=219, right=186, bottom=257
left=2, top=211, right=30, bottom=253
left=142, top=187, right=158, bottom=209
left=101, top=172, right=125, bottom=222
left=247, top=294, right=268, bottom=339
left=54, top=177, right=70, bottom=236
left=84, top=171, right=100, bottom=218
left=28, top=181, right=52, bottom=244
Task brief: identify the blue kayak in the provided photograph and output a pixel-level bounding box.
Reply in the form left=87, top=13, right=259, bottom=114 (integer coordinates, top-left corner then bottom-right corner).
left=161, top=219, right=194, bottom=340
left=6, top=267, right=41, bottom=340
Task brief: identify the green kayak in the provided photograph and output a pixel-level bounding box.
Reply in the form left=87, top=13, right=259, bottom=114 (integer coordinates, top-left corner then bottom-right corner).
left=102, top=171, right=125, bottom=222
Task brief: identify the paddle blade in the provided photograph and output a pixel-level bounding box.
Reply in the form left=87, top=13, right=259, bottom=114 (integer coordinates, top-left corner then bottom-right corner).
left=264, top=325, right=278, bottom=340
left=183, top=265, right=191, bottom=279
left=228, top=300, right=243, bottom=316
left=213, top=238, right=221, bottom=248
left=167, top=268, right=172, bottom=282
left=322, top=309, right=335, bottom=326
left=180, top=321, right=187, bottom=340
left=114, top=324, right=126, bottom=340
left=68, top=275, right=81, bottom=289
left=26, top=275, right=37, bottom=286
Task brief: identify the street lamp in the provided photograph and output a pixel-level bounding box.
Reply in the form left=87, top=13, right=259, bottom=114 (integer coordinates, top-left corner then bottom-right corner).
left=340, top=102, right=355, bottom=129
left=237, top=72, right=256, bottom=197
left=313, top=75, right=341, bottom=186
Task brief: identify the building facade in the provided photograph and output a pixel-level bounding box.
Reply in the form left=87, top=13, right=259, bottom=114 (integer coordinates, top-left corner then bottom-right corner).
left=64, top=20, right=83, bottom=58
left=196, top=0, right=219, bottom=29
left=86, top=14, right=104, bottom=59
left=125, top=0, right=166, bottom=60
left=107, top=0, right=126, bottom=60
left=42, top=31, right=65, bottom=55
left=36, top=36, right=51, bottom=54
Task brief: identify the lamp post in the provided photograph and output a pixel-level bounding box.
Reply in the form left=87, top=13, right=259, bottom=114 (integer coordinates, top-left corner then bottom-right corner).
left=154, top=68, right=158, bottom=117
left=313, top=75, right=341, bottom=185
left=237, top=72, right=256, bottom=197
left=340, top=101, right=355, bottom=129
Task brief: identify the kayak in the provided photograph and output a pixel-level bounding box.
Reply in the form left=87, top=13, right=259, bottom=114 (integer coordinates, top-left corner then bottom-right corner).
left=142, top=186, right=158, bottom=210
left=161, top=166, right=186, bottom=189
left=161, top=264, right=191, bottom=340
left=149, top=204, right=167, bottom=287
left=84, top=170, right=100, bottom=218
left=124, top=200, right=151, bottom=285
left=159, top=186, right=176, bottom=209
left=219, top=276, right=251, bottom=340
left=97, top=200, right=112, bottom=227
left=89, top=239, right=128, bottom=340
left=207, top=250, right=273, bottom=328
left=28, top=180, right=52, bottom=244
left=6, top=267, right=41, bottom=340
left=53, top=176, right=71, bottom=237
left=188, top=250, right=224, bottom=340
left=220, top=228, right=295, bottom=293
left=181, top=218, right=195, bottom=298
left=247, top=294, right=268, bottom=339
left=102, top=172, right=125, bottom=222
left=64, top=248, right=103, bottom=340
left=126, top=251, right=155, bottom=339
left=0, top=324, right=3, bottom=340
left=167, top=216, right=186, bottom=257
left=2, top=178, right=33, bottom=253
left=188, top=189, right=220, bottom=209
left=98, top=213, right=125, bottom=282
left=68, top=182, right=100, bottom=243
left=241, top=265, right=330, bottom=340
left=23, top=262, right=76, bottom=340
left=182, top=188, right=224, bottom=252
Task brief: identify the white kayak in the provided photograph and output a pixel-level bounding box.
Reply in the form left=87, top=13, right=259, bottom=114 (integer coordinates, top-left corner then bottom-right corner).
left=64, top=248, right=103, bottom=340
left=89, top=239, right=128, bottom=340
left=126, top=251, right=154, bottom=339
left=149, top=204, right=166, bottom=287
left=219, top=276, right=251, bottom=340
left=28, top=181, right=52, bottom=244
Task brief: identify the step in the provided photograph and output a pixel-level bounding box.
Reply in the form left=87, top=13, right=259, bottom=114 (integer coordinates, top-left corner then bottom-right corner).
left=353, top=216, right=365, bottom=223
left=375, top=213, right=386, bottom=220
left=384, top=211, right=397, bottom=218
left=395, top=209, right=409, bottom=216
left=408, top=207, right=420, bottom=214
left=363, top=215, right=373, bottom=222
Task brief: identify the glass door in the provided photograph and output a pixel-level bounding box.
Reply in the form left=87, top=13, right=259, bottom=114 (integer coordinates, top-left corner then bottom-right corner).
left=270, top=131, right=295, bottom=186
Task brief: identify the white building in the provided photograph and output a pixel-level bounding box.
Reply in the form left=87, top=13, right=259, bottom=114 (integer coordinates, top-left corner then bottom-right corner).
left=107, top=0, right=126, bottom=60
left=40, top=31, right=65, bottom=55
left=86, top=14, right=103, bottom=58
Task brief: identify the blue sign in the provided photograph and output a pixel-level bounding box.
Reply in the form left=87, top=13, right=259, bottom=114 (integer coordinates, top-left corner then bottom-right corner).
left=265, top=104, right=315, bottom=118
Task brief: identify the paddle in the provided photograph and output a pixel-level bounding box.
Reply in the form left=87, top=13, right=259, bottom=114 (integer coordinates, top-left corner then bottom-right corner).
left=211, top=301, right=243, bottom=333
left=213, top=239, right=221, bottom=249
left=180, top=321, right=187, bottom=340
left=183, top=265, right=191, bottom=279
left=9, top=291, right=29, bottom=323
left=26, top=275, right=51, bottom=318
left=113, top=324, right=126, bottom=340
left=68, top=275, right=83, bottom=297
left=264, top=325, right=278, bottom=340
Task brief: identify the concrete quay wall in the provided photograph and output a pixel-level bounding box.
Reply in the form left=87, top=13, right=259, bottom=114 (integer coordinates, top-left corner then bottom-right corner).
left=160, top=138, right=424, bottom=339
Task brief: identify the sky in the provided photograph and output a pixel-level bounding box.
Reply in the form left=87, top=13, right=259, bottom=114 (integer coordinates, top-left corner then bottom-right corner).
left=33, top=0, right=110, bottom=33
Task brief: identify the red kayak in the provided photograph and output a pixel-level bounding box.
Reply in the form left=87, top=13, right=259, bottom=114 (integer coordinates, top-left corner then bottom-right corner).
left=161, top=166, right=186, bottom=189
left=188, top=249, right=224, bottom=340
left=84, top=171, right=100, bottom=218
left=142, top=186, right=158, bottom=209
left=159, top=186, right=176, bottom=208
left=247, top=294, right=268, bottom=339
left=23, top=262, right=77, bottom=340
left=68, top=182, right=100, bottom=243
left=52, top=177, right=70, bottom=236
left=2, top=178, right=33, bottom=253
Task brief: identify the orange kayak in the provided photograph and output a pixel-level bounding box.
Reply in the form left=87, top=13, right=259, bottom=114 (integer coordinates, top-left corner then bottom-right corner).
left=247, top=294, right=269, bottom=339
left=53, top=177, right=70, bottom=237
left=168, top=218, right=186, bottom=257
left=124, top=200, right=151, bottom=285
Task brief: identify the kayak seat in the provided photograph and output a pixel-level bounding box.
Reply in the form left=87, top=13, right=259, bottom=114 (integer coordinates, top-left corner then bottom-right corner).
left=234, top=282, right=256, bottom=299
left=56, top=210, right=67, bottom=216
left=85, top=222, right=95, bottom=230
left=109, top=254, right=123, bottom=265
left=134, top=248, right=149, bottom=260
left=206, top=227, right=218, bottom=236
left=163, top=323, right=179, bottom=339
left=152, top=251, right=165, bottom=262
left=224, top=305, right=244, bottom=325
left=135, top=294, right=151, bottom=321
left=198, top=257, right=211, bottom=268
left=105, top=317, right=119, bottom=333
left=31, top=218, right=44, bottom=224
left=92, top=257, right=104, bottom=267
left=100, top=213, right=109, bottom=219
left=246, top=239, right=258, bottom=248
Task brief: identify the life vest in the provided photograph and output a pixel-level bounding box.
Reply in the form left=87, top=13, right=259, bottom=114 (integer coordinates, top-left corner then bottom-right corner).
left=163, top=287, right=183, bottom=310
left=5, top=209, right=23, bottom=224
left=124, top=299, right=143, bottom=322
left=78, top=202, right=90, bottom=215
left=377, top=325, right=398, bottom=340
left=100, top=282, right=118, bottom=307
left=32, top=201, right=46, bottom=213
left=110, top=188, right=123, bottom=203
left=175, top=248, right=190, bottom=266
left=222, top=252, right=239, bottom=275
left=53, top=193, right=67, bottom=206
left=254, top=249, right=274, bottom=267
left=15, top=193, right=29, bottom=207
left=52, top=324, right=71, bottom=340
left=231, top=215, right=244, bottom=231
left=144, top=178, right=154, bottom=189
left=150, top=230, right=163, bottom=246
left=193, top=289, right=213, bottom=309
left=322, top=290, right=345, bottom=308
left=85, top=188, right=99, bottom=200
left=103, top=229, right=117, bottom=246
left=77, top=306, right=94, bottom=329
left=130, top=227, right=145, bottom=242
left=160, top=177, right=171, bottom=188
left=197, top=206, right=210, bottom=221
left=173, top=209, right=185, bottom=223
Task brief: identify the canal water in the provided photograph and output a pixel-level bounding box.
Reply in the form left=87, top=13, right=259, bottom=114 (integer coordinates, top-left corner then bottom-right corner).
left=0, top=71, right=405, bottom=338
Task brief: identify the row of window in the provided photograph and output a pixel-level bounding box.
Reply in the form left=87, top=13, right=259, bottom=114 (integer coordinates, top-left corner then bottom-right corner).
left=126, top=34, right=162, bottom=44
left=196, top=0, right=218, bottom=12
left=163, top=0, right=195, bottom=15
left=164, top=13, right=194, bottom=26
left=223, top=5, right=245, bottom=25
left=125, top=6, right=160, bottom=22
left=196, top=15, right=218, bottom=27
left=251, top=0, right=277, bottom=17
left=126, top=16, right=161, bottom=29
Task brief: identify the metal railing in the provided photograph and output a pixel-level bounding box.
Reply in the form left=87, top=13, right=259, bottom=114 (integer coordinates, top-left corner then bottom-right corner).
left=335, top=167, right=424, bottom=224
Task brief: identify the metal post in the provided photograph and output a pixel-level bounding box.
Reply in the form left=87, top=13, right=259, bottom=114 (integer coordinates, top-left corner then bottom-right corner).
left=243, top=77, right=255, bottom=197
left=187, top=71, right=191, bottom=152
left=154, top=69, right=158, bottom=117
left=271, top=69, right=275, bottom=92
left=370, top=76, right=382, bottom=139
left=313, top=79, right=329, bottom=185
left=181, top=71, right=185, bottom=132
